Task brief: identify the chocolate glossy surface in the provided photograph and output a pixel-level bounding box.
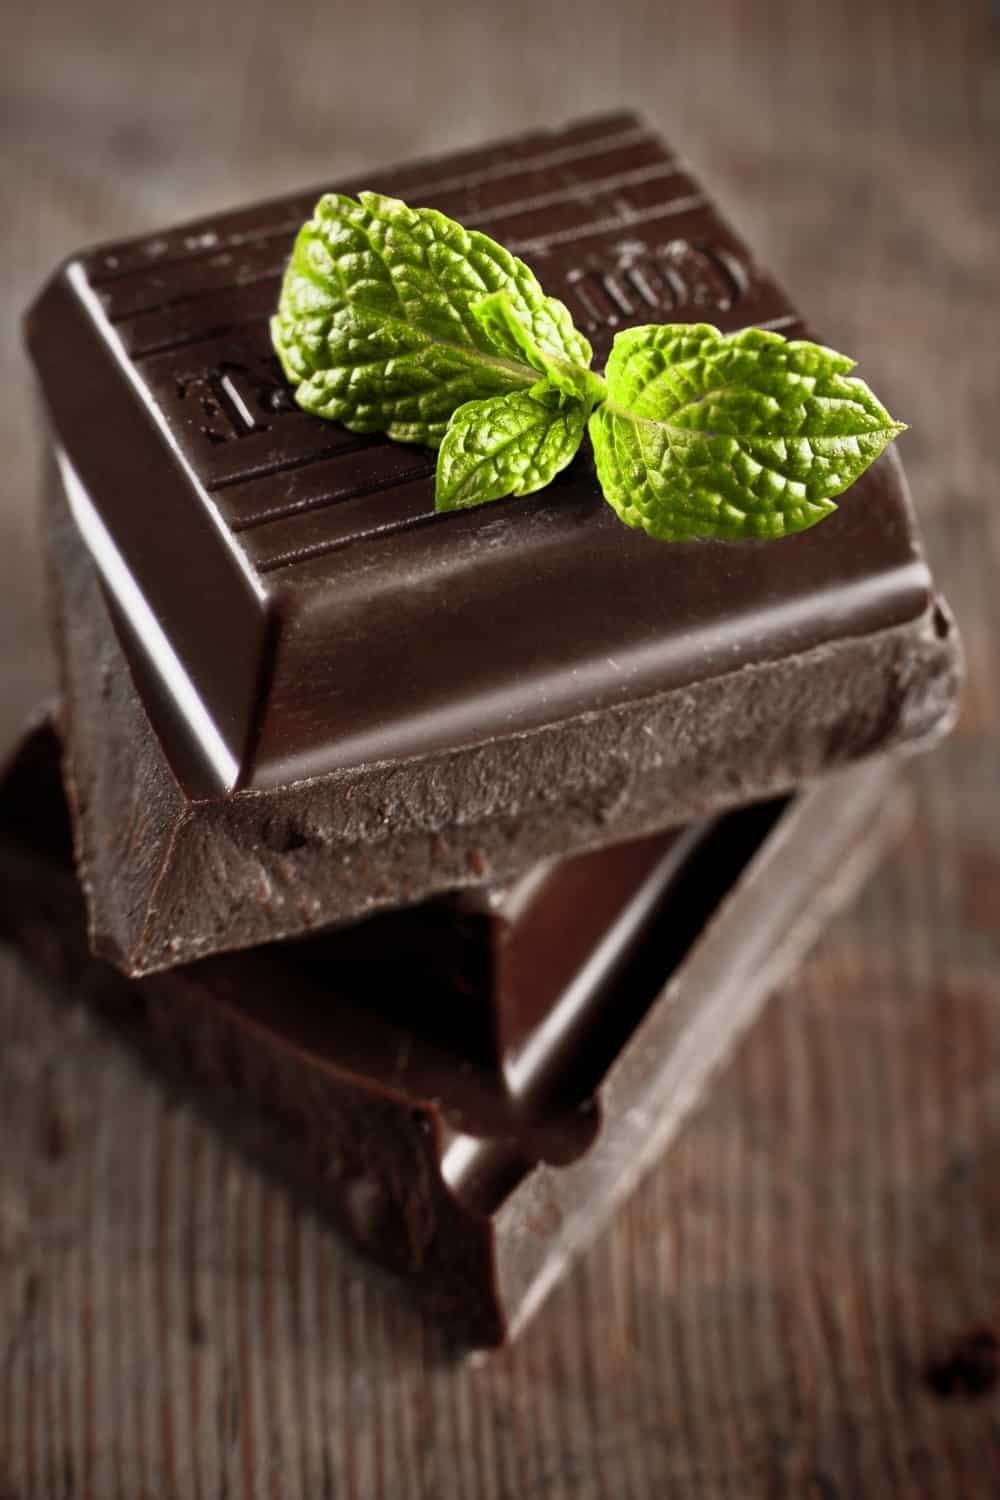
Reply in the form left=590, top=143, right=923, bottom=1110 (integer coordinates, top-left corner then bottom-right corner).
left=28, top=112, right=933, bottom=795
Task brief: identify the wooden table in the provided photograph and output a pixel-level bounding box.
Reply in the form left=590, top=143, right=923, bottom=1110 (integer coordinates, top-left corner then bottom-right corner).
left=2, top=1, right=998, bottom=1493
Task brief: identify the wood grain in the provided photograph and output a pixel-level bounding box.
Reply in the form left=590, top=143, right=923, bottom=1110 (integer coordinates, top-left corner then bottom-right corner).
left=2, top=0, right=999, bottom=1494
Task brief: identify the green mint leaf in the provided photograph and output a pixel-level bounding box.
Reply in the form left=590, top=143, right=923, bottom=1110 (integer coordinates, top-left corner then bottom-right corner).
left=590, top=323, right=906, bottom=541
left=271, top=191, right=592, bottom=446
left=274, top=193, right=906, bottom=548
left=435, top=386, right=587, bottom=512
left=470, top=291, right=604, bottom=406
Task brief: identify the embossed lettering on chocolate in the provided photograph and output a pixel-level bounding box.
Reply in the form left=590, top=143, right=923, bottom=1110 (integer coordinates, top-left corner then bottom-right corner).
left=31, top=113, right=961, bottom=972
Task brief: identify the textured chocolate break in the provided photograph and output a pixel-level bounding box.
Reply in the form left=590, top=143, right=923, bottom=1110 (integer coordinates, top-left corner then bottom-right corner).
left=0, top=717, right=908, bottom=1346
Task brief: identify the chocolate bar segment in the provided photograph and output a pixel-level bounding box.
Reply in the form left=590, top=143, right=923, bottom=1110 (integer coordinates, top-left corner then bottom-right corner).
left=0, top=719, right=908, bottom=1345
left=28, top=113, right=956, bottom=800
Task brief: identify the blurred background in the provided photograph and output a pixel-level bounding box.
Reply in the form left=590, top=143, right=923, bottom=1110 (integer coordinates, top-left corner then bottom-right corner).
left=1, top=0, right=998, bottom=1494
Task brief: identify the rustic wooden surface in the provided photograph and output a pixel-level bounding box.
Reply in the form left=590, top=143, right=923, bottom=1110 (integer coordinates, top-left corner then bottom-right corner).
left=1, top=0, right=999, bottom=1494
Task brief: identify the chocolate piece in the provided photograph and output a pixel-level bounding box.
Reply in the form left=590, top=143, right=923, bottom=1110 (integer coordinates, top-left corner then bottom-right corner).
left=29, top=112, right=954, bottom=796
left=0, top=718, right=909, bottom=1346
left=35, top=115, right=961, bottom=973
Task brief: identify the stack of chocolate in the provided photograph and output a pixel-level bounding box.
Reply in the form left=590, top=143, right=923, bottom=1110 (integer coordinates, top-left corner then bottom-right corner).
left=4, top=113, right=961, bottom=1345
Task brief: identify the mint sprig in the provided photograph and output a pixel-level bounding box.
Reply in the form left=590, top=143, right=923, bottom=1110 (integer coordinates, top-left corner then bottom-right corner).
left=274, top=192, right=905, bottom=541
